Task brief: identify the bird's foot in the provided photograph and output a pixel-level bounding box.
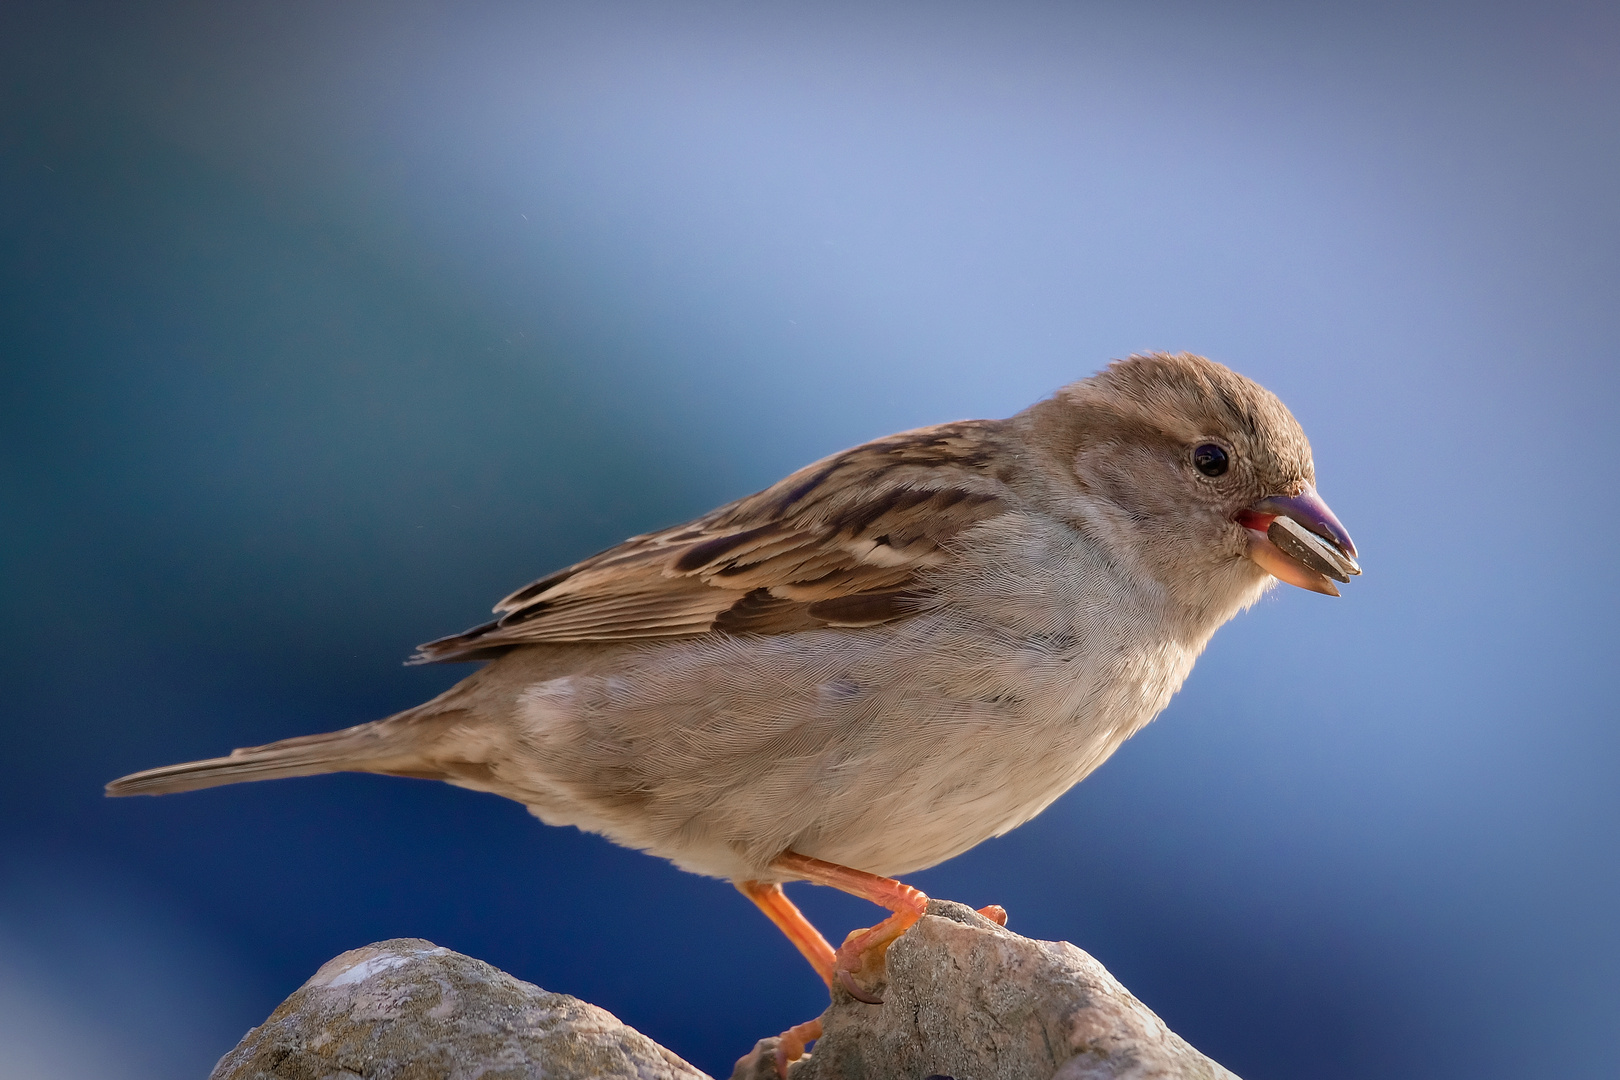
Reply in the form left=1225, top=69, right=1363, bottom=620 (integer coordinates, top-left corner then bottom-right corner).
left=773, top=1016, right=822, bottom=1077
left=829, top=899, right=1007, bottom=1002
left=832, top=919, right=899, bottom=1002
left=769, top=852, right=933, bottom=1006
left=829, top=885, right=928, bottom=1003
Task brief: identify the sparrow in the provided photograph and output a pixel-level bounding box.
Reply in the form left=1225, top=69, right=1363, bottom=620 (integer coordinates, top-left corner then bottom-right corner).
left=108, top=352, right=1360, bottom=1069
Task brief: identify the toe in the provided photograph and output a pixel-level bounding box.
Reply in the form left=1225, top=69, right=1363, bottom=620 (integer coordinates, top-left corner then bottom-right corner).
left=773, top=1017, right=822, bottom=1077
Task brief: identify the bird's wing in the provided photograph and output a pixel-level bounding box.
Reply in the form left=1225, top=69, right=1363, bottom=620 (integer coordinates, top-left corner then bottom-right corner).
left=411, top=420, right=1015, bottom=662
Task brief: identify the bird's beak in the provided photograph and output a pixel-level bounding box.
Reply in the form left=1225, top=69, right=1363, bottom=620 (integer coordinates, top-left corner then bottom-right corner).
left=1235, top=486, right=1361, bottom=597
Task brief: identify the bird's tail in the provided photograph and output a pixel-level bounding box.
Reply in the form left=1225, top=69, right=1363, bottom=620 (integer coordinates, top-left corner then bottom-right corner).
left=105, top=715, right=452, bottom=797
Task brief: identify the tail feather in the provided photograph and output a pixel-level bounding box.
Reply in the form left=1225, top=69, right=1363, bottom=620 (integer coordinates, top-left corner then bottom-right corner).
left=105, top=720, right=444, bottom=797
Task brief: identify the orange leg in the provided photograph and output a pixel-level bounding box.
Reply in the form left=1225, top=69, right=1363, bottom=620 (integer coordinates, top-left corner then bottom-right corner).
left=771, top=851, right=930, bottom=1003
left=737, top=881, right=837, bottom=987
left=737, top=881, right=836, bottom=1076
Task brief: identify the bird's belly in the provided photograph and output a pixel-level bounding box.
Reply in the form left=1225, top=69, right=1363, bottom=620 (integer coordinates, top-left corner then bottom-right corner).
left=791, top=646, right=1189, bottom=877
left=496, top=616, right=1197, bottom=882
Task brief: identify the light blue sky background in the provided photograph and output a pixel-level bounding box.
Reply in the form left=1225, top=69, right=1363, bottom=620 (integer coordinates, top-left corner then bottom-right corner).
left=2, top=2, right=1617, bottom=1077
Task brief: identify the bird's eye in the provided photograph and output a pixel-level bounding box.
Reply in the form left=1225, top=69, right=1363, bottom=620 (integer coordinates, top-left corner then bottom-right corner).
left=1193, top=444, right=1229, bottom=477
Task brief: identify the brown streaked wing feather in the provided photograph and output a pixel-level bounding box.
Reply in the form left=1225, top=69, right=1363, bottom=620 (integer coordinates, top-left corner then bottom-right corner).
left=410, top=420, right=1014, bottom=662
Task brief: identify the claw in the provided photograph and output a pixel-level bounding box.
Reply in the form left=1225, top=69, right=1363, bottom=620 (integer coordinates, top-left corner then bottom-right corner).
left=830, top=918, right=904, bottom=1006
left=976, top=904, right=1008, bottom=926
left=837, top=966, right=884, bottom=1004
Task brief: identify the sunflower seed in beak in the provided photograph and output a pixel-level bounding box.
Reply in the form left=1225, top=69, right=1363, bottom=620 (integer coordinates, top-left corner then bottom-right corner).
left=1267, top=515, right=1361, bottom=583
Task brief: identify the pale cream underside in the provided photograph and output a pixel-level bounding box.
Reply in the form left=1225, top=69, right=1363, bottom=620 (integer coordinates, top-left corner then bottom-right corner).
left=434, top=511, right=1270, bottom=881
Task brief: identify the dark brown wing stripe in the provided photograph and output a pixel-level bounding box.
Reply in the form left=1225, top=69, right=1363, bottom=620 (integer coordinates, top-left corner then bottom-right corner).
left=805, top=590, right=919, bottom=626
left=671, top=523, right=784, bottom=573
left=713, top=589, right=822, bottom=635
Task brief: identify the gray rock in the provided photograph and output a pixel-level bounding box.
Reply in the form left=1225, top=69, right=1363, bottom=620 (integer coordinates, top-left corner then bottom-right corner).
left=213, top=907, right=1239, bottom=1080
left=734, top=901, right=1240, bottom=1080
left=210, top=937, right=707, bottom=1080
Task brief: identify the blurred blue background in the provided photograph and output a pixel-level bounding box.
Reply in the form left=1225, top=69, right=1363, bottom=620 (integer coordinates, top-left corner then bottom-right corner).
left=2, top=1, right=1617, bottom=1076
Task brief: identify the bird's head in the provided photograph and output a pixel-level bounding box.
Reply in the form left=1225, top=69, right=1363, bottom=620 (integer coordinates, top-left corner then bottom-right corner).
left=1023, top=352, right=1360, bottom=610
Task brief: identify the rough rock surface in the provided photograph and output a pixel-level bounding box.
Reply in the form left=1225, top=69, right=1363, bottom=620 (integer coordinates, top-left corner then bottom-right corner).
left=213, top=905, right=1239, bottom=1080
left=210, top=938, right=706, bottom=1080
left=734, top=900, right=1240, bottom=1080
